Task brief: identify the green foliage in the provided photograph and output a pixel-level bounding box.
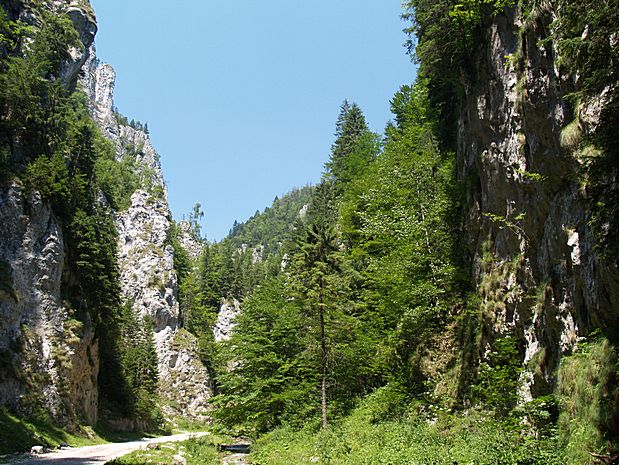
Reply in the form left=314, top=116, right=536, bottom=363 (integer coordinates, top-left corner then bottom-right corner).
left=24, top=154, right=72, bottom=217
left=557, top=338, right=619, bottom=463
left=450, top=0, right=516, bottom=37
left=107, top=435, right=223, bottom=465
left=251, top=396, right=561, bottom=465
left=212, top=276, right=316, bottom=434
left=94, top=151, right=141, bottom=211
left=227, top=186, right=314, bottom=255
left=66, top=208, right=121, bottom=322
left=473, top=336, right=523, bottom=416
left=0, top=8, right=31, bottom=55
left=324, top=100, right=380, bottom=188
left=339, top=82, right=462, bottom=393
left=483, top=211, right=527, bottom=238
left=212, top=82, right=466, bottom=436
left=554, top=0, right=619, bottom=97
left=0, top=7, right=80, bottom=160
left=168, top=221, right=193, bottom=289
left=119, top=307, right=162, bottom=426
left=187, top=202, right=205, bottom=239
left=401, top=0, right=464, bottom=147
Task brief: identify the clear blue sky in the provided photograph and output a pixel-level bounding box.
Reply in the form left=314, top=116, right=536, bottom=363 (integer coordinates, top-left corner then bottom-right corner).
left=90, top=0, right=416, bottom=241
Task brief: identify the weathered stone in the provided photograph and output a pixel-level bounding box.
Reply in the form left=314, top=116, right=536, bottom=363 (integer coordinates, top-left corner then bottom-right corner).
left=457, top=6, right=619, bottom=401
left=81, top=38, right=211, bottom=419
left=0, top=182, right=99, bottom=424
left=214, top=299, right=241, bottom=343
left=177, top=221, right=204, bottom=260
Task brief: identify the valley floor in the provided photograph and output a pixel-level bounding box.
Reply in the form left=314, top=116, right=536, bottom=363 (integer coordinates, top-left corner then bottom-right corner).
left=4, top=432, right=207, bottom=465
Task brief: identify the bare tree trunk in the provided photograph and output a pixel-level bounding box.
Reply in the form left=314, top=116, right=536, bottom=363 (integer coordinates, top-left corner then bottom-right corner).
left=320, top=278, right=328, bottom=430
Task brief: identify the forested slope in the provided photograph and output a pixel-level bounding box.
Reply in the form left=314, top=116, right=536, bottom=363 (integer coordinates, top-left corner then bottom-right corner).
left=201, top=1, right=618, bottom=464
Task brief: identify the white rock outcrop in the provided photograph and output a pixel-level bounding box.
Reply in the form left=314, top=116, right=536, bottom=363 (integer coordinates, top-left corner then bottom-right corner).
left=81, top=45, right=211, bottom=418
left=213, top=299, right=241, bottom=343
left=177, top=221, right=204, bottom=260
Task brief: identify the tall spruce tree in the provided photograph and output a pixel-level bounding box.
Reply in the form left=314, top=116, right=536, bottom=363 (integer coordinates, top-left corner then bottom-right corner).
left=324, top=101, right=380, bottom=188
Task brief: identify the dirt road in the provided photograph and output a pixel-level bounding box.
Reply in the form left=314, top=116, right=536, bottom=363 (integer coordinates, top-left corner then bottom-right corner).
left=3, top=432, right=208, bottom=465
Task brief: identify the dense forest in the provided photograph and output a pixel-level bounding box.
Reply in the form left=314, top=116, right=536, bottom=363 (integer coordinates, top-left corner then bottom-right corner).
left=181, top=0, right=619, bottom=464
left=1, top=0, right=618, bottom=464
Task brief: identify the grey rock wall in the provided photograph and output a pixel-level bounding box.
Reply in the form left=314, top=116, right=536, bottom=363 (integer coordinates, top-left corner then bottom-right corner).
left=0, top=183, right=99, bottom=424
left=0, top=0, right=99, bottom=425
left=81, top=40, right=211, bottom=418
left=459, top=6, right=619, bottom=400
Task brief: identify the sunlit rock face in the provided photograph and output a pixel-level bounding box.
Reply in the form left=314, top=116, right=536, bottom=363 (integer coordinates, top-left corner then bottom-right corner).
left=0, top=0, right=211, bottom=425
left=458, top=7, right=619, bottom=400
left=177, top=221, right=205, bottom=260
left=0, top=0, right=99, bottom=426
left=0, top=176, right=100, bottom=426
left=81, top=42, right=212, bottom=418
left=214, top=299, right=241, bottom=343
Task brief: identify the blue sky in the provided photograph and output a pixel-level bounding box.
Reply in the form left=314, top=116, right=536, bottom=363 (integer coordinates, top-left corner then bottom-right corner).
left=90, top=0, right=416, bottom=241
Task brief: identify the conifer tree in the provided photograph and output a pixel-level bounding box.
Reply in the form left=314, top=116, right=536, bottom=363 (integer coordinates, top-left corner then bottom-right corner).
left=324, top=101, right=380, bottom=188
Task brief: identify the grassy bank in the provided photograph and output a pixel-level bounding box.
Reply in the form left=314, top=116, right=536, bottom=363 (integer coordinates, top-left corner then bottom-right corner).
left=246, top=386, right=561, bottom=465
left=250, top=416, right=560, bottom=465
left=106, top=434, right=225, bottom=465
left=0, top=408, right=158, bottom=455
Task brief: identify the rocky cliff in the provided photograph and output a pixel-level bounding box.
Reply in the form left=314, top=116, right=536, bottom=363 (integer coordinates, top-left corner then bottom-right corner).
left=0, top=0, right=100, bottom=426
left=0, top=184, right=99, bottom=425
left=0, top=0, right=211, bottom=426
left=80, top=43, right=211, bottom=419
left=458, top=4, right=619, bottom=399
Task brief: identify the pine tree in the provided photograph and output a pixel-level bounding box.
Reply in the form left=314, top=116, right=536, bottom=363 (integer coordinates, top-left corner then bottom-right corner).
left=288, top=184, right=342, bottom=429
left=324, top=101, right=380, bottom=187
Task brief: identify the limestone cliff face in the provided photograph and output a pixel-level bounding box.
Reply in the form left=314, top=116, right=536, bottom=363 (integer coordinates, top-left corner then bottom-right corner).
left=177, top=221, right=205, bottom=260
left=458, top=6, right=619, bottom=399
left=214, top=299, right=241, bottom=343
left=0, top=0, right=99, bottom=425
left=80, top=46, right=211, bottom=418
left=0, top=0, right=210, bottom=424
left=0, top=184, right=98, bottom=425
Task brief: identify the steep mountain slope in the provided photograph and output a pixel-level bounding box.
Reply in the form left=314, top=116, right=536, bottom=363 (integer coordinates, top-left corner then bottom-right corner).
left=0, top=0, right=101, bottom=425
left=452, top=3, right=619, bottom=401
left=80, top=47, right=211, bottom=420
left=0, top=0, right=210, bottom=430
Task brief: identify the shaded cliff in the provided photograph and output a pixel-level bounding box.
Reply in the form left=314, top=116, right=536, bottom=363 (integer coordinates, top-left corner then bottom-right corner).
left=453, top=2, right=619, bottom=400
left=0, top=0, right=211, bottom=427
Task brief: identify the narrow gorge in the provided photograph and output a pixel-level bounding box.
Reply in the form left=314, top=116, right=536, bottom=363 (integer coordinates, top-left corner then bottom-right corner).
left=1, top=0, right=617, bottom=464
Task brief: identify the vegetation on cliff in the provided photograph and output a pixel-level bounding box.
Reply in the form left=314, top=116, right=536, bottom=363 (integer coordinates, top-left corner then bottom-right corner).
left=0, top=0, right=617, bottom=463
left=0, top=1, right=161, bottom=432
left=194, top=1, right=619, bottom=463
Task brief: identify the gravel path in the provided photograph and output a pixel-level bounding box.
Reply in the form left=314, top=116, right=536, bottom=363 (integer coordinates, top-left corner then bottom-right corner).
left=221, top=453, right=249, bottom=465
left=3, top=432, right=208, bottom=465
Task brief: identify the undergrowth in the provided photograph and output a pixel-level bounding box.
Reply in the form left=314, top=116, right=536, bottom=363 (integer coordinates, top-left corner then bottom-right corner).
left=250, top=384, right=561, bottom=465
left=106, top=434, right=224, bottom=465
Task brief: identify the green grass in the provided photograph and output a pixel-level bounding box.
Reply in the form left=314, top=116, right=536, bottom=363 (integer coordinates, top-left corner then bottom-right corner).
left=0, top=408, right=162, bottom=455
left=249, top=386, right=562, bottom=465
left=167, top=416, right=212, bottom=433
left=557, top=338, right=619, bottom=464
left=106, top=434, right=225, bottom=465
left=0, top=408, right=101, bottom=454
